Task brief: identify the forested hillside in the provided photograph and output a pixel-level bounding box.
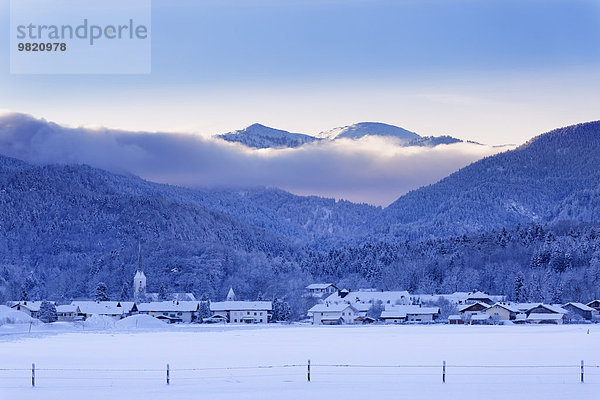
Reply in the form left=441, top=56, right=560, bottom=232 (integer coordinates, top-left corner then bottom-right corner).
left=1, top=121, right=600, bottom=316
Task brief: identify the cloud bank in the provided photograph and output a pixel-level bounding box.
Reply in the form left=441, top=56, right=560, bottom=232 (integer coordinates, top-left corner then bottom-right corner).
left=0, top=113, right=512, bottom=206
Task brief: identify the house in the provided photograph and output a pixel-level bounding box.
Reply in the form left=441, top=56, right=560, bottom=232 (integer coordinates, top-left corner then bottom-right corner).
left=484, top=303, right=519, bottom=321
left=324, top=290, right=411, bottom=307
left=71, top=301, right=138, bottom=320
left=10, top=301, right=56, bottom=319
left=308, top=303, right=359, bottom=325
left=56, top=305, right=81, bottom=322
left=470, top=313, right=492, bottom=325
left=415, top=291, right=504, bottom=306
left=137, top=301, right=199, bottom=323
left=305, top=283, right=338, bottom=297
left=525, top=304, right=568, bottom=316
left=210, top=301, right=272, bottom=324
left=380, top=305, right=440, bottom=324
left=466, top=291, right=497, bottom=305
left=527, top=313, right=565, bottom=324
left=458, top=302, right=489, bottom=319
left=586, top=300, right=600, bottom=312
left=562, top=302, right=595, bottom=321
left=448, top=315, right=464, bottom=325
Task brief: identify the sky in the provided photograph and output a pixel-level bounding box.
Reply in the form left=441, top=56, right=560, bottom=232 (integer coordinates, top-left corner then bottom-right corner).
left=0, top=0, right=599, bottom=205
left=0, top=0, right=599, bottom=143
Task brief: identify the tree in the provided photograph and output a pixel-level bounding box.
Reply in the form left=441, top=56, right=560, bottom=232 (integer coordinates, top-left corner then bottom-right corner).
left=20, top=286, right=29, bottom=301
left=120, top=282, right=131, bottom=301
left=366, top=301, right=383, bottom=320
left=196, top=293, right=211, bottom=322
left=38, top=301, right=58, bottom=323
left=94, top=282, right=109, bottom=302
left=514, top=272, right=527, bottom=302
left=158, top=285, right=168, bottom=301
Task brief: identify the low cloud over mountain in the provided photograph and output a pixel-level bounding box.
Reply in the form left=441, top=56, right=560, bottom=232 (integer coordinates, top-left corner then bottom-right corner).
left=0, top=113, right=511, bottom=205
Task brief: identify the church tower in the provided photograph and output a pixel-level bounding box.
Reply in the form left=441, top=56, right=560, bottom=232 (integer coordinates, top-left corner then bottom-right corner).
left=226, top=287, right=236, bottom=301
left=133, top=243, right=147, bottom=301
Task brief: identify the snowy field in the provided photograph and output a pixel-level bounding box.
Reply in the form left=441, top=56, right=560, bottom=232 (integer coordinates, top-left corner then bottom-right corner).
left=1, top=323, right=599, bottom=400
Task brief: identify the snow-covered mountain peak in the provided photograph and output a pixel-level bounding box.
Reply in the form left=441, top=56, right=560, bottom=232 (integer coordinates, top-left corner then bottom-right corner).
left=318, top=122, right=421, bottom=143
left=216, top=124, right=320, bottom=149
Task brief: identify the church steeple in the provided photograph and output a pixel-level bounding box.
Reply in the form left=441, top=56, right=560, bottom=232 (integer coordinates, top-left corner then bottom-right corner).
left=134, top=242, right=147, bottom=301
left=137, top=242, right=143, bottom=272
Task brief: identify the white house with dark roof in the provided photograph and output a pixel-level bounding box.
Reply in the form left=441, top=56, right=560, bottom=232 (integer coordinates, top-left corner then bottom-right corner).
left=210, top=301, right=272, bottom=324
left=380, top=305, right=440, bottom=324
left=305, top=283, right=338, bottom=297
left=308, top=303, right=359, bottom=325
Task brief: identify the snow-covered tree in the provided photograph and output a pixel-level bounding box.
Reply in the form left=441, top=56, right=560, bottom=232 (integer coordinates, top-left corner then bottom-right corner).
left=94, top=282, right=109, bottom=302
left=38, top=301, right=58, bottom=323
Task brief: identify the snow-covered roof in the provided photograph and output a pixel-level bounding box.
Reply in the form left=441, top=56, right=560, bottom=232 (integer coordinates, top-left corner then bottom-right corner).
left=458, top=302, right=490, bottom=312
left=448, top=314, right=462, bottom=320
left=308, top=303, right=357, bottom=313
left=56, top=305, right=79, bottom=313
left=324, top=290, right=410, bottom=305
left=412, top=291, right=504, bottom=305
left=306, top=283, right=336, bottom=290
left=137, top=301, right=199, bottom=313
left=525, top=304, right=568, bottom=314
left=11, top=301, right=56, bottom=312
left=512, top=303, right=543, bottom=312
left=563, top=302, right=594, bottom=312
left=72, top=301, right=129, bottom=315
left=210, top=301, right=272, bottom=312
left=487, top=303, right=519, bottom=313
left=527, top=313, right=564, bottom=320
left=384, top=305, right=440, bottom=315
left=380, top=310, right=406, bottom=319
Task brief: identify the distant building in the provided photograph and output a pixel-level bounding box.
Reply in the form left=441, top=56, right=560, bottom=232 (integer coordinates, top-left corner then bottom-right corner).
left=380, top=305, right=440, bottom=324
left=209, top=289, right=272, bottom=324
left=10, top=301, right=55, bottom=319
left=324, top=290, right=411, bottom=306
left=210, top=301, right=272, bottom=323
left=305, top=283, right=338, bottom=297
left=71, top=301, right=138, bottom=320
left=137, top=301, right=199, bottom=323
left=563, top=302, right=595, bottom=320
left=458, top=302, right=490, bottom=322
left=308, top=303, right=359, bottom=325
left=484, top=303, right=519, bottom=321
left=56, top=305, right=81, bottom=322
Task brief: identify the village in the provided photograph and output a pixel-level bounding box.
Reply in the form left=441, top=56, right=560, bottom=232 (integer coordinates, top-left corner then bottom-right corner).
left=6, top=267, right=600, bottom=326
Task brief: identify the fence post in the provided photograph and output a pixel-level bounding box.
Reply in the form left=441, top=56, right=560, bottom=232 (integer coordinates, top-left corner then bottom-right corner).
left=31, top=363, right=35, bottom=387
left=307, top=359, right=311, bottom=382
left=581, top=360, right=584, bottom=383
left=442, top=361, right=446, bottom=383
left=166, top=363, right=170, bottom=385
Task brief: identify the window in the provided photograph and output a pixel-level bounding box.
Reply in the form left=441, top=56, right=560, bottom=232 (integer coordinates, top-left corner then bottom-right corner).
left=234, top=319, right=237, bottom=322
left=254, top=312, right=257, bottom=316
left=247, top=311, right=250, bottom=315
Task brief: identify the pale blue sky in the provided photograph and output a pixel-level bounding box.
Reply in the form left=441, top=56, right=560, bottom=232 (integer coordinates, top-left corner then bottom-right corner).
left=1, top=0, right=600, bottom=143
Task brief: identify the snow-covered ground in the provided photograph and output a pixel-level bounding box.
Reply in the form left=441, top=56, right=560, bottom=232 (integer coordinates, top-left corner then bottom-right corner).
left=1, top=324, right=599, bottom=399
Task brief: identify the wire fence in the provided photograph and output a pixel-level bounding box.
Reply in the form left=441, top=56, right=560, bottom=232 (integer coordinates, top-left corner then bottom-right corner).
left=1, top=361, right=599, bottom=388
